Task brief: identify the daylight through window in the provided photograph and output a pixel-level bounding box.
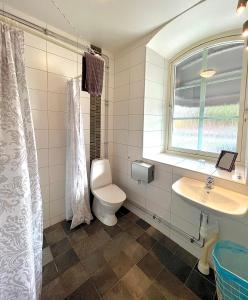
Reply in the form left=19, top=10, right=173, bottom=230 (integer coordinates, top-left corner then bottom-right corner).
left=169, top=41, right=244, bottom=156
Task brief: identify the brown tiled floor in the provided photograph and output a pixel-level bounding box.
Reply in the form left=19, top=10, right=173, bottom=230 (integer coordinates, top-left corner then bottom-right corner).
left=42, top=208, right=216, bottom=300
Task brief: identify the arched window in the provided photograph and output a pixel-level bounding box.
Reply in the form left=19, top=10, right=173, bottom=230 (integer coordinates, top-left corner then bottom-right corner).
left=168, top=40, right=246, bottom=159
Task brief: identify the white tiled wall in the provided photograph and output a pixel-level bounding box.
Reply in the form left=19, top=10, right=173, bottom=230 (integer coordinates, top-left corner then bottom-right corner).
left=24, top=31, right=114, bottom=228
left=143, top=47, right=167, bottom=156
left=113, top=42, right=248, bottom=259
left=113, top=44, right=173, bottom=231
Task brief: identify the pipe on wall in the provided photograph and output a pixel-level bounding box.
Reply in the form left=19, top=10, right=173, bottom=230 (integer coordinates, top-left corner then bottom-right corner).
left=126, top=200, right=205, bottom=248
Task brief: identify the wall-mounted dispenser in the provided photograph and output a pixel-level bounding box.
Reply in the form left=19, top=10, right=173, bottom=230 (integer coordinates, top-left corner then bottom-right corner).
left=131, top=160, right=154, bottom=183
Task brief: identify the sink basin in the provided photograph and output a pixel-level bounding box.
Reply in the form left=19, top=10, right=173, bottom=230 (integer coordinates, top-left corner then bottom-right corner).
left=172, top=177, right=248, bottom=216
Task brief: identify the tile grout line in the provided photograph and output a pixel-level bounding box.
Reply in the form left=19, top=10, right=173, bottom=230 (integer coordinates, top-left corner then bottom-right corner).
left=184, top=263, right=196, bottom=288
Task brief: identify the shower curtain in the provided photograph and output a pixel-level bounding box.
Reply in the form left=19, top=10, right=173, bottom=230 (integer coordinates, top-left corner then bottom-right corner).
left=65, top=79, right=93, bottom=229
left=0, top=23, right=42, bottom=300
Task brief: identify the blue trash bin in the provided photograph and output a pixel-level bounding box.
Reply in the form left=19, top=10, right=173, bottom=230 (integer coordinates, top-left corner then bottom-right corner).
left=212, top=240, right=248, bottom=300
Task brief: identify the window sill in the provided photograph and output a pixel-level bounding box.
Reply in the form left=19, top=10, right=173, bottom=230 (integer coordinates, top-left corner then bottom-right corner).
left=143, top=152, right=246, bottom=185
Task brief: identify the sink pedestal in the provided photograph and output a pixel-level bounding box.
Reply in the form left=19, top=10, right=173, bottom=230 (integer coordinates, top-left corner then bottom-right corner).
left=198, top=232, right=219, bottom=275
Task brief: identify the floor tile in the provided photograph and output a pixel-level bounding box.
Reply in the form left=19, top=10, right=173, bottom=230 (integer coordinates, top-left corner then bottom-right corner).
left=113, top=231, right=133, bottom=247
left=41, top=277, right=66, bottom=300
left=137, top=232, right=156, bottom=250
left=150, top=242, right=173, bottom=266
left=125, top=212, right=139, bottom=222
left=146, top=227, right=164, bottom=241
left=166, top=254, right=192, bottom=283
left=73, top=228, right=110, bottom=260
left=159, top=235, right=179, bottom=253
left=68, top=227, right=88, bottom=245
left=59, top=262, right=89, bottom=296
left=50, top=237, right=71, bottom=257
left=154, top=268, right=185, bottom=299
left=121, top=265, right=152, bottom=299
left=194, top=264, right=216, bottom=285
left=136, top=219, right=150, bottom=230
left=42, top=261, right=59, bottom=286
left=178, top=287, right=201, bottom=300
left=102, top=242, right=118, bottom=263
left=123, top=240, right=147, bottom=264
left=126, top=223, right=145, bottom=239
left=141, top=284, right=167, bottom=300
left=137, top=253, right=163, bottom=280
left=116, top=210, right=125, bottom=218
left=174, top=246, right=198, bottom=268
left=103, top=281, right=134, bottom=300
left=91, top=263, right=118, bottom=295
left=81, top=249, right=107, bottom=275
left=186, top=270, right=216, bottom=300
left=55, top=249, right=80, bottom=273
left=42, top=246, right=53, bottom=266
left=44, top=222, right=62, bottom=234
left=72, top=239, right=89, bottom=260
left=118, top=215, right=135, bottom=231
left=89, top=227, right=111, bottom=249
left=108, top=250, right=134, bottom=279
left=103, top=224, right=122, bottom=238
left=84, top=219, right=103, bottom=236
left=65, top=279, right=100, bottom=300
left=118, top=206, right=130, bottom=216
left=44, top=223, right=67, bottom=245
left=103, top=231, right=133, bottom=262
left=103, top=239, right=125, bottom=263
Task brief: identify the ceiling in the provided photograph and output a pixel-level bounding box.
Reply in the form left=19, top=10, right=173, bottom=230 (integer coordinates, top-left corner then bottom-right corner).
left=2, top=0, right=201, bottom=52
left=148, top=0, right=248, bottom=59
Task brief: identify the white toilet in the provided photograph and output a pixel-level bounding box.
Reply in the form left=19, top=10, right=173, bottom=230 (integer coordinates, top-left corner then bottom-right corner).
left=90, top=159, right=126, bottom=226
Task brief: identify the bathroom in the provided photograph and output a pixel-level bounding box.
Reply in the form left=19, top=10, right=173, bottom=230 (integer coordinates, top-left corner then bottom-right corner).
left=1, top=0, right=248, bottom=299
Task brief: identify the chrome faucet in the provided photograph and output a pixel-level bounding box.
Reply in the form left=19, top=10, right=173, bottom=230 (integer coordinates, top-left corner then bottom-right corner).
left=205, top=176, right=214, bottom=190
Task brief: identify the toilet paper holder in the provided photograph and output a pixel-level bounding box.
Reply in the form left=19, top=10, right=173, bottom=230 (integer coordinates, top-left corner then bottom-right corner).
left=131, top=160, right=154, bottom=183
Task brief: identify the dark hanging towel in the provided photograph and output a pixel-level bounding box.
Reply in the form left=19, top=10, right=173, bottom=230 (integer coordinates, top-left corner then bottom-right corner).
left=81, top=52, right=104, bottom=96
left=82, top=55, right=87, bottom=92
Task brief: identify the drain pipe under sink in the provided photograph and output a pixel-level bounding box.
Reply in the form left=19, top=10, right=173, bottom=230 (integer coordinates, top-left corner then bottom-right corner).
left=198, top=212, right=219, bottom=275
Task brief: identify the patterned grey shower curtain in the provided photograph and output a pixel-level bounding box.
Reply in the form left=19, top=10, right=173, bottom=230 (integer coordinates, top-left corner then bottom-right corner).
left=0, top=23, right=43, bottom=299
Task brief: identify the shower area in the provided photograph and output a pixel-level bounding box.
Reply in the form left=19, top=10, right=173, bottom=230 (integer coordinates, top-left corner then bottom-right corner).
left=0, top=7, right=113, bottom=299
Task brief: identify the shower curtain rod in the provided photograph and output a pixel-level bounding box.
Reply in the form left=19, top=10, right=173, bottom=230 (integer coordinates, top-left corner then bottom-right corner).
left=0, top=9, right=109, bottom=66
left=0, top=8, right=110, bottom=158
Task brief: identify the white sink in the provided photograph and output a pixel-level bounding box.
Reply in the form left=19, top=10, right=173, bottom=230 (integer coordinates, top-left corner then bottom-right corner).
left=172, top=177, right=248, bottom=216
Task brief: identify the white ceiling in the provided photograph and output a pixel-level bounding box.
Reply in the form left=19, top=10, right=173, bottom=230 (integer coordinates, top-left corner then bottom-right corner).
left=148, top=0, right=248, bottom=59
left=2, top=0, right=201, bottom=52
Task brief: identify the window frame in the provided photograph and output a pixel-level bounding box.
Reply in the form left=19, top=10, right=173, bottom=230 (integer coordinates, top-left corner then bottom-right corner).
left=166, top=35, right=248, bottom=163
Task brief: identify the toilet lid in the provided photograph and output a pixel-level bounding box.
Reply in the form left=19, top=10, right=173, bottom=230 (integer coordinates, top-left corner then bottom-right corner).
left=93, top=184, right=126, bottom=204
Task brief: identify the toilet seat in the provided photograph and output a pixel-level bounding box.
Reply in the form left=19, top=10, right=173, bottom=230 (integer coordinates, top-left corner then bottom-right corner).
left=93, top=184, right=126, bottom=204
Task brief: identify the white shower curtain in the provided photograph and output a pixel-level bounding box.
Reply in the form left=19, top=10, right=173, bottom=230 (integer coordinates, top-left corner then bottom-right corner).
left=65, top=79, right=93, bottom=229
left=0, top=23, right=42, bottom=299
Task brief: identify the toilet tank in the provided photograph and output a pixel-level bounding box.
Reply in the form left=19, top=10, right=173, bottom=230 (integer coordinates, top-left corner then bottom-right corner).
left=90, top=159, right=112, bottom=190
